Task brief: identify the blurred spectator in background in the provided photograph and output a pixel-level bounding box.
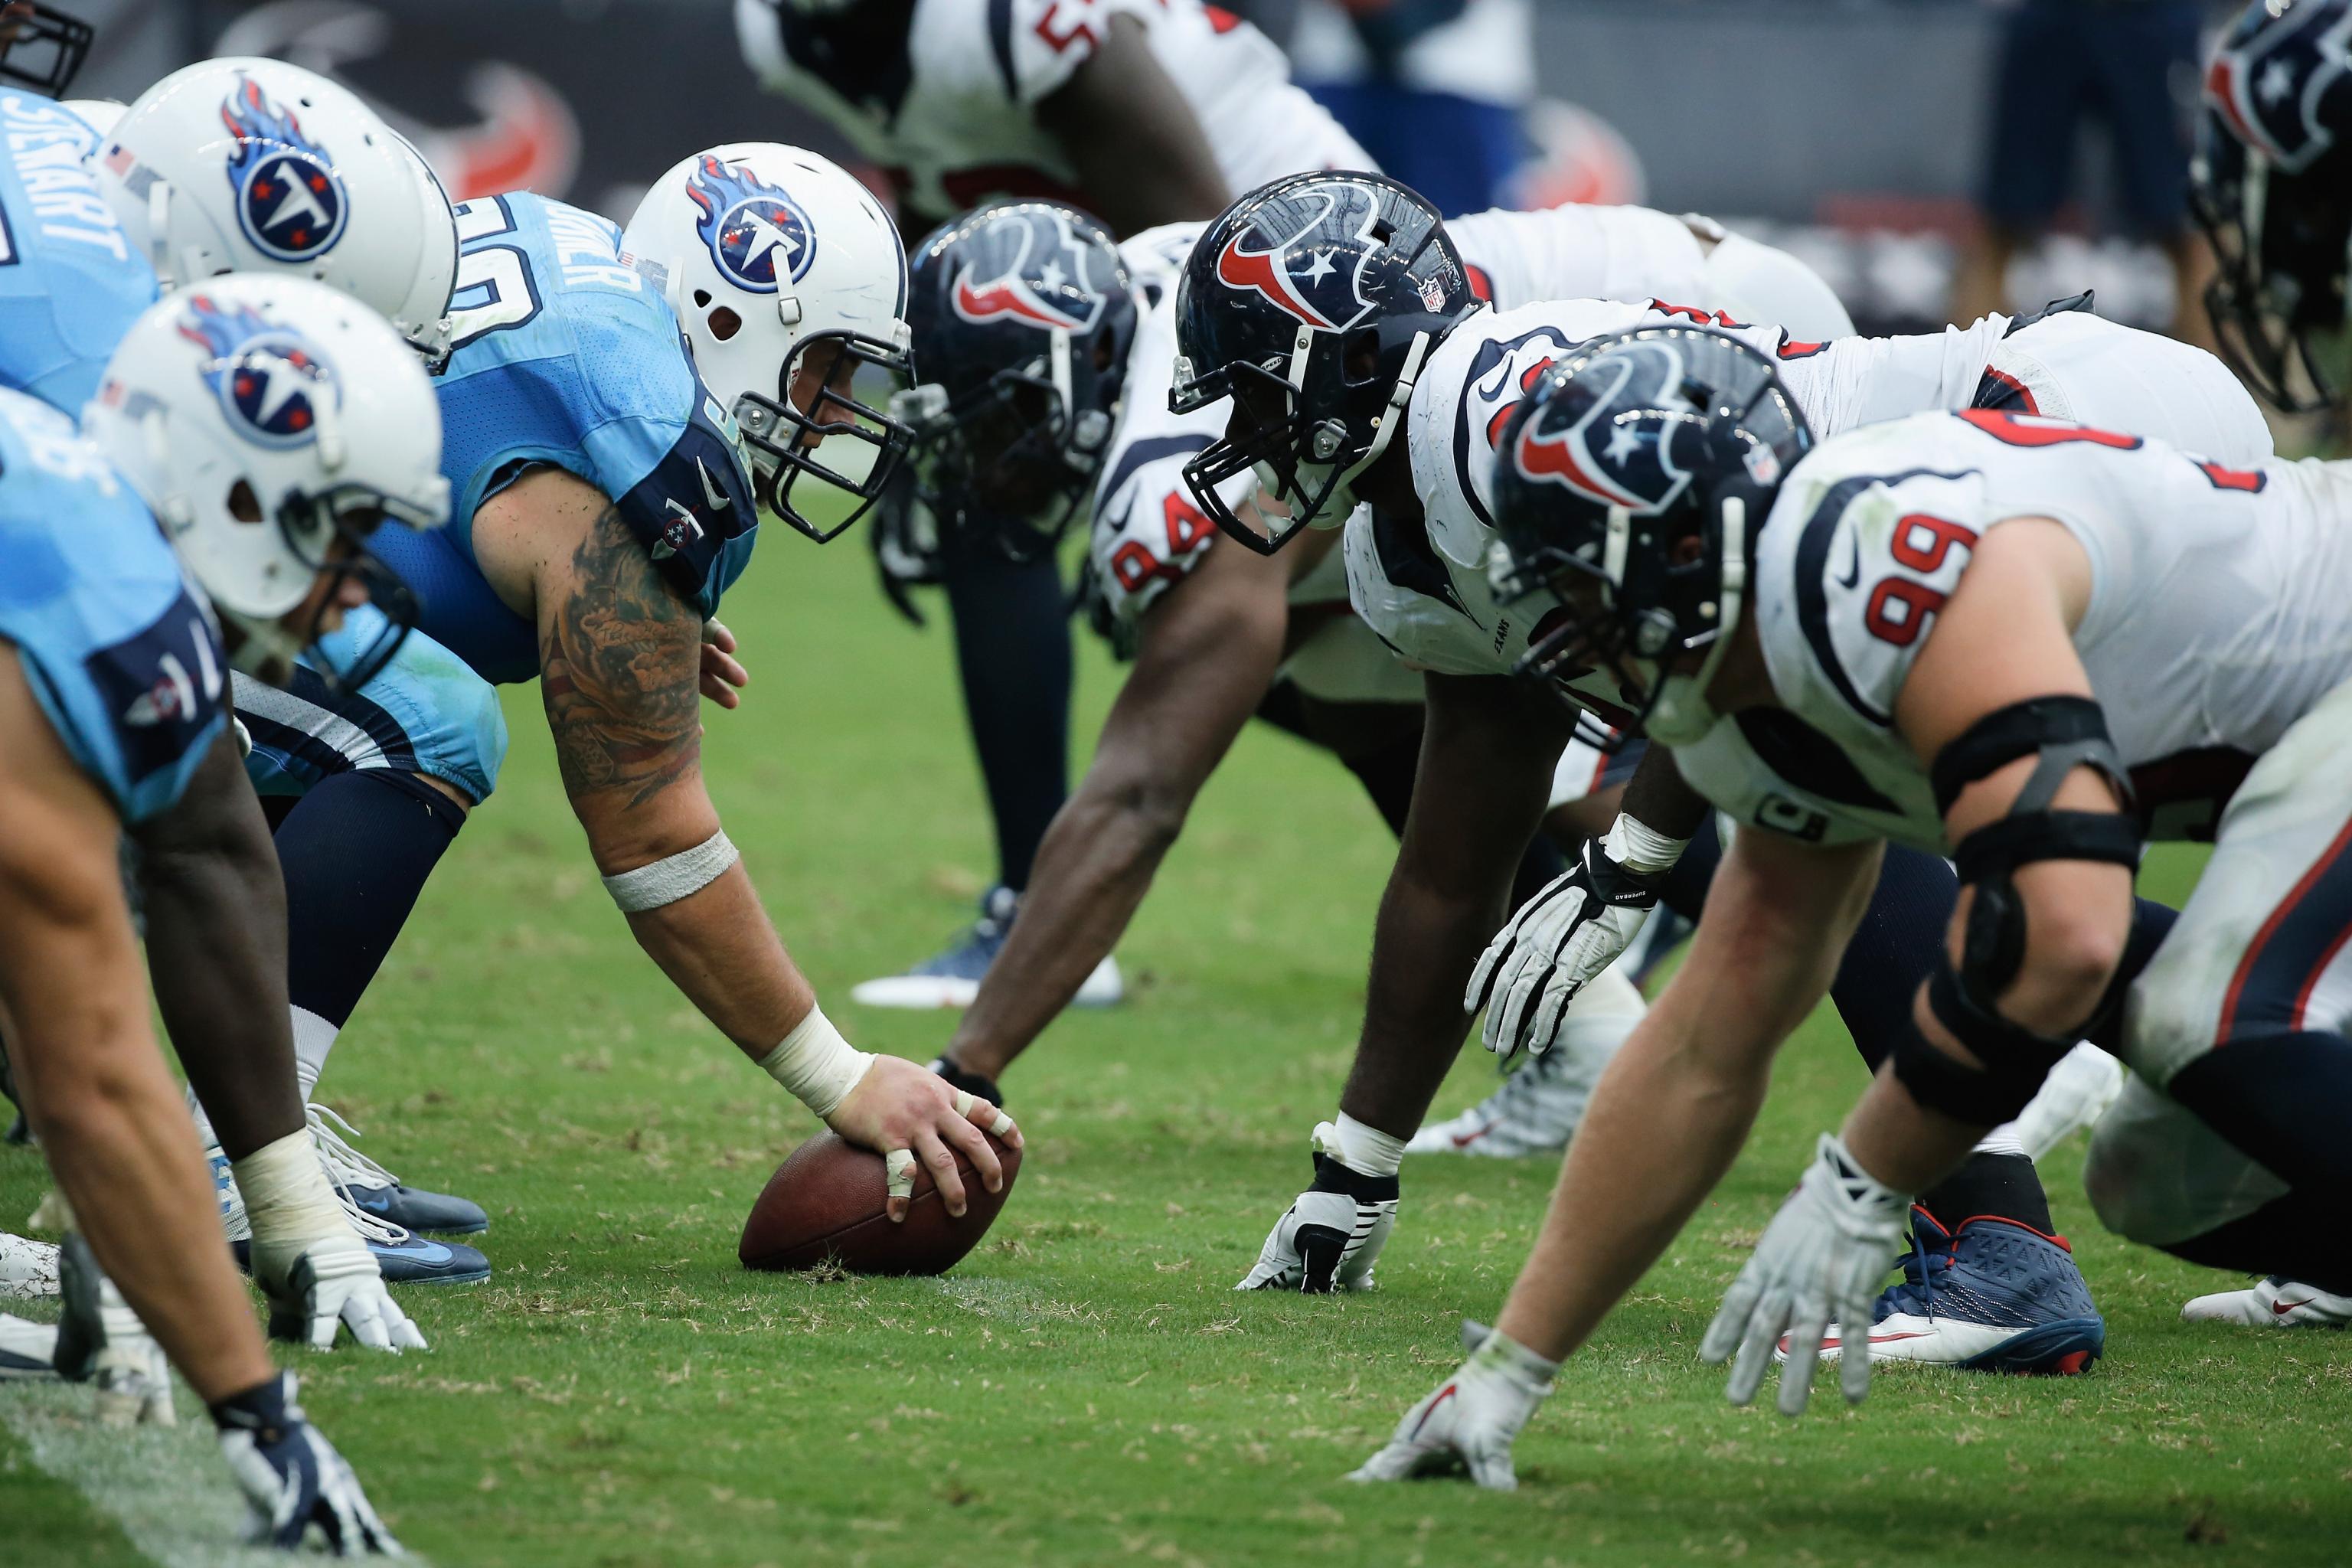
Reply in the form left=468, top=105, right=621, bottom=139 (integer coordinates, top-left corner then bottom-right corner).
left=1288, top=0, right=1532, bottom=216
left=1950, top=0, right=2216, bottom=345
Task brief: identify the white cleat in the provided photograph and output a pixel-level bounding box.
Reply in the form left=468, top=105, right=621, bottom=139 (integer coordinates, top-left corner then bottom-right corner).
left=851, top=886, right=1125, bottom=1010
left=0, top=1231, right=60, bottom=1298
left=2012, top=1042, right=2127, bottom=1163
left=0, top=1312, right=57, bottom=1377
left=1410, top=965, right=1640, bottom=1157
left=2181, top=1276, right=2352, bottom=1328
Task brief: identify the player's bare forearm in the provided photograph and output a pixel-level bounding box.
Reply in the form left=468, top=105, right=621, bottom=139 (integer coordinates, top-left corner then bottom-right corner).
left=1339, top=674, right=1571, bottom=1137
left=131, top=730, right=305, bottom=1159
left=1617, top=743, right=1711, bottom=841
left=1038, top=15, right=1230, bottom=234
left=1493, top=831, right=1883, bottom=1362
left=539, top=500, right=816, bottom=1056
left=0, top=653, right=270, bottom=1400
left=950, top=542, right=1290, bottom=1079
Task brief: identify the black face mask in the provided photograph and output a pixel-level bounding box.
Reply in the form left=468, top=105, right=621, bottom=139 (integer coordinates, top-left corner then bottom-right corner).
left=0, top=4, right=93, bottom=96
left=737, top=330, right=918, bottom=544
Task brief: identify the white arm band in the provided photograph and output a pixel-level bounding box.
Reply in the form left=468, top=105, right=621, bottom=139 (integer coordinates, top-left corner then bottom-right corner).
left=756, top=1004, right=875, bottom=1119
left=601, top=830, right=740, bottom=913
left=1605, top=812, right=1691, bottom=878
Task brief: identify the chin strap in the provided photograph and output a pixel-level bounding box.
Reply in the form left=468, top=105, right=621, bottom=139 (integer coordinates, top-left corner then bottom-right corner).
left=1648, top=495, right=1748, bottom=742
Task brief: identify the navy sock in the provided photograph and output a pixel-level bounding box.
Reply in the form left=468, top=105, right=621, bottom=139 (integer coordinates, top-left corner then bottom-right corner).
left=2163, top=1187, right=2352, bottom=1295
left=1919, top=1151, right=2055, bottom=1235
left=942, top=553, right=1072, bottom=893
left=2167, top=1029, right=2352, bottom=1197
left=273, top=769, right=466, bottom=1030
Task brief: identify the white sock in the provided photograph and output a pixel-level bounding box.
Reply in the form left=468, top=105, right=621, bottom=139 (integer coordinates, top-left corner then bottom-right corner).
left=291, top=1007, right=339, bottom=1103
left=1971, top=1122, right=2027, bottom=1160
left=186, top=1086, right=219, bottom=1153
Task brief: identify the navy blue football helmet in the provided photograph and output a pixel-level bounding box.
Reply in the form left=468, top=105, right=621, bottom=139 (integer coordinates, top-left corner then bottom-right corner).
left=2194, top=0, right=2352, bottom=410
left=1170, top=171, right=1478, bottom=554
left=0, top=3, right=92, bottom=95
left=899, top=202, right=1137, bottom=560
left=1489, top=327, right=1810, bottom=748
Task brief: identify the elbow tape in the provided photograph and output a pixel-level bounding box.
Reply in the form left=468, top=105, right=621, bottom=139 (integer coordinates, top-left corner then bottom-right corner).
left=601, top=830, right=740, bottom=913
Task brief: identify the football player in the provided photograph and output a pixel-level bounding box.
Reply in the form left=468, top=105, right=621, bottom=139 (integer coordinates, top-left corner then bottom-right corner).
left=738, top=0, right=1372, bottom=1008
left=249, top=142, right=1020, bottom=1220
left=906, top=193, right=1854, bottom=1155
left=0, top=273, right=443, bottom=1544
left=1356, top=331, right=2352, bottom=1485
left=1172, top=172, right=2266, bottom=1363
left=0, top=64, right=492, bottom=1297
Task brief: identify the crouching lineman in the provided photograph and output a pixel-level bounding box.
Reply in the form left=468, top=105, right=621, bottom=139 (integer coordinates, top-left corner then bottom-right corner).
left=905, top=189, right=1850, bottom=1153
left=0, top=67, right=488, bottom=1312
left=0, top=274, right=446, bottom=1545
left=246, top=143, right=1018, bottom=1217
left=1171, top=173, right=2265, bottom=1367
left=1357, top=330, right=2352, bottom=1486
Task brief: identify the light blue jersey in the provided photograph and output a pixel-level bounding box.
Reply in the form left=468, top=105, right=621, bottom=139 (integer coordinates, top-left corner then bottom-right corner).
left=0, top=93, right=155, bottom=417
left=0, top=388, right=225, bottom=825
left=374, top=192, right=757, bottom=684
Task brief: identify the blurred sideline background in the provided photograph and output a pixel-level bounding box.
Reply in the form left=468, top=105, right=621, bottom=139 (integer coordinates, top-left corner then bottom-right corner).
left=75, top=0, right=2226, bottom=337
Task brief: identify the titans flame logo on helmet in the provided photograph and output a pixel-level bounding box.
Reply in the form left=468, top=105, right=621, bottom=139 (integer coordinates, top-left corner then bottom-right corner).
left=687, top=155, right=817, bottom=295
left=178, top=294, right=338, bottom=450
left=949, top=209, right=1106, bottom=334
left=220, top=75, right=349, bottom=264
left=1512, top=343, right=1697, bottom=515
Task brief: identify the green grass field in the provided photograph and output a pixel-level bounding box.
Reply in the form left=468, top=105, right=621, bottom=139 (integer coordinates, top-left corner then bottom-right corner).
left=5, top=526, right=2350, bottom=1566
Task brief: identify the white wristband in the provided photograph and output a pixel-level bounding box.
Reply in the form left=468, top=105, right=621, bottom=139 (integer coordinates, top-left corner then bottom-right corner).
left=601, top=830, right=740, bottom=913
left=1604, top=812, right=1691, bottom=878
left=232, top=1128, right=351, bottom=1281
left=756, top=1004, right=874, bottom=1119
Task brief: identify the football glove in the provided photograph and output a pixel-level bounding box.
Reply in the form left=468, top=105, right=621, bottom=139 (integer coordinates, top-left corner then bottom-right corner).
left=1235, top=1126, right=1397, bottom=1293
left=54, top=1233, right=174, bottom=1426
left=1468, top=818, right=1678, bottom=1063
left=212, top=1373, right=402, bottom=1555
left=1700, top=1132, right=1910, bottom=1416
left=1349, top=1325, right=1560, bottom=1491
left=260, top=1233, right=426, bottom=1354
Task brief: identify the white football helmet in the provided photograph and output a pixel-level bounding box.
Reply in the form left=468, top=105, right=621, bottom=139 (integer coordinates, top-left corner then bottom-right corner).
left=60, top=99, right=126, bottom=141
left=80, top=275, right=451, bottom=693
left=622, top=142, right=913, bottom=542
left=93, top=57, right=459, bottom=368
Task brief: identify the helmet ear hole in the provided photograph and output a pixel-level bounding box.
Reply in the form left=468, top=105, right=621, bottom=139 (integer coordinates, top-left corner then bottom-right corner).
left=693, top=289, right=713, bottom=309
left=227, top=480, right=265, bottom=525
left=709, top=305, right=743, bottom=342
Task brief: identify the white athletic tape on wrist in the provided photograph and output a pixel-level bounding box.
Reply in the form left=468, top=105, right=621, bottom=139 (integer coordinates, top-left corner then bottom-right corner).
left=886, top=1148, right=917, bottom=1202
left=952, top=1089, right=1017, bottom=1141
left=756, top=1004, right=875, bottom=1119
left=231, top=1128, right=353, bottom=1279
left=600, top=830, right=740, bottom=913
left=1325, top=1112, right=1406, bottom=1179
left=1606, top=812, right=1691, bottom=877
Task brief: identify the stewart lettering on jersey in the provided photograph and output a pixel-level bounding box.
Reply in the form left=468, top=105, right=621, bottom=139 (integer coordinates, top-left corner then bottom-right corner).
left=0, top=94, right=155, bottom=416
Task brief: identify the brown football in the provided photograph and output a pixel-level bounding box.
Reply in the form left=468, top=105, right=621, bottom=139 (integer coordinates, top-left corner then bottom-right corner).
left=738, top=1130, right=1021, bottom=1276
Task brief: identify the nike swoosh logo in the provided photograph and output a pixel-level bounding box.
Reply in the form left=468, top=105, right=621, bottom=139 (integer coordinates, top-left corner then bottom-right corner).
left=697, top=458, right=732, bottom=511
left=374, top=1240, right=452, bottom=1263
left=1834, top=533, right=1861, bottom=590
left=2273, top=1298, right=2315, bottom=1315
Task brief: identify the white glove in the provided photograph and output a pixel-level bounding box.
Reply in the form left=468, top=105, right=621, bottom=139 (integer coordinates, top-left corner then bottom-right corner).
left=1467, top=816, right=1685, bottom=1062
left=214, top=1373, right=403, bottom=1554
left=260, top=1233, right=427, bottom=1354
left=1234, top=1125, right=1397, bottom=1292
left=1700, top=1132, right=1911, bottom=1416
left=1349, top=1325, right=1560, bottom=1491
left=55, top=1233, right=174, bottom=1426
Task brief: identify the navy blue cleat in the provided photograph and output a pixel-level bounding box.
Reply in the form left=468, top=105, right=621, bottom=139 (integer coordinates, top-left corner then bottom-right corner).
left=309, top=1105, right=488, bottom=1236
left=1787, top=1206, right=2105, bottom=1375
left=214, top=1149, right=491, bottom=1287
left=851, top=884, right=1122, bottom=1010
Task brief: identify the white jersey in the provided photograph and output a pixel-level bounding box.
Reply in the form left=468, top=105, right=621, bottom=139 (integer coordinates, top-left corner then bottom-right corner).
left=1674, top=410, right=2352, bottom=853
left=1089, top=207, right=1800, bottom=630
left=736, top=0, right=1369, bottom=224
left=1346, top=300, right=2273, bottom=699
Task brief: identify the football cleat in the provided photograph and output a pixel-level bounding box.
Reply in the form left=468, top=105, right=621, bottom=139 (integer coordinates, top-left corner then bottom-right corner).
left=0, top=1312, right=58, bottom=1377
left=1783, top=1208, right=2105, bottom=1375
left=214, top=1149, right=490, bottom=1288
left=0, top=1231, right=59, bottom=1298
left=2180, top=1276, right=2352, bottom=1328
left=1410, top=971, right=1636, bottom=1156
left=851, top=884, right=1123, bottom=1010
left=2011, top=1042, right=2127, bottom=1164
left=308, top=1102, right=488, bottom=1236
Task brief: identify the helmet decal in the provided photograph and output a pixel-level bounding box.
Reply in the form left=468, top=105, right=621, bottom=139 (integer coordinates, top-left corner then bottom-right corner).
left=178, top=294, right=338, bottom=449
left=1212, top=187, right=1380, bottom=333
left=2204, top=2, right=2352, bottom=174
left=1511, top=341, right=1695, bottom=515
left=686, top=154, right=816, bottom=294
left=220, top=74, right=349, bottom=263
left=949, top=209, right=1105, bottom=333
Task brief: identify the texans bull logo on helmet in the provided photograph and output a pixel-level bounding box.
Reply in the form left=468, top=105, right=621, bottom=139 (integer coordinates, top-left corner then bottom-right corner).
left=687, top=154, right=816, bottom=294
left=220, top=74, right=349, bottom=263
left=178, top=294, right=338, bottom=450
left=949, top=207, right=1107, bottom=334
left=2205, top=0, right=2352, bottom=173
left=1511, top=341, right=1698, bottom=516
left=1213, top=185, right=1387, bottom=333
